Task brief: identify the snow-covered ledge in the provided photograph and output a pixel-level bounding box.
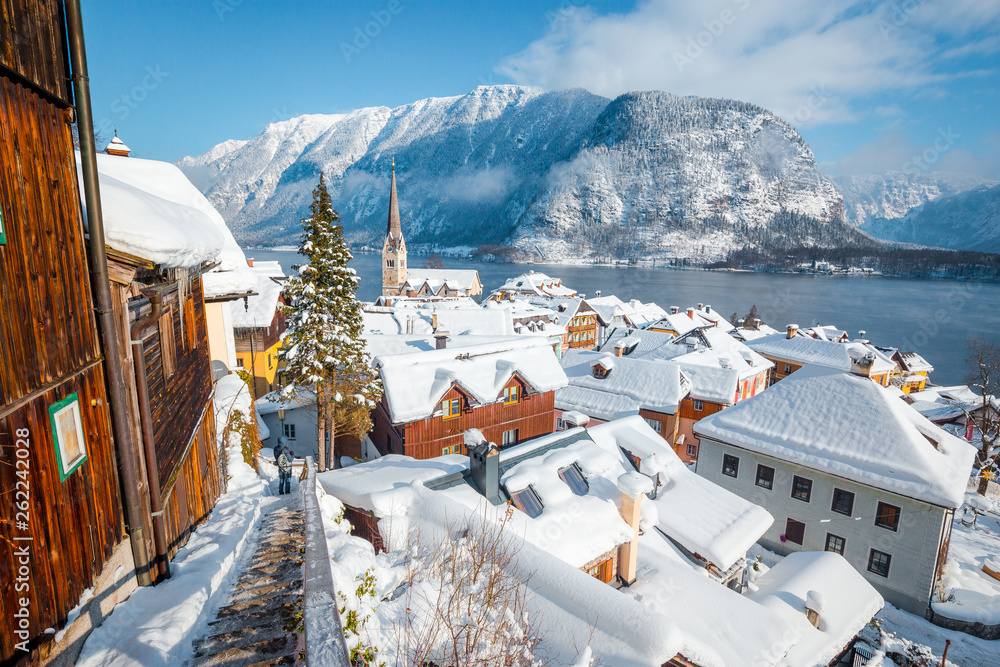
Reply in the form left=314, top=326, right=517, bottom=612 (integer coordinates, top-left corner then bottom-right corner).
left=301, top=457, right=351, bottom=667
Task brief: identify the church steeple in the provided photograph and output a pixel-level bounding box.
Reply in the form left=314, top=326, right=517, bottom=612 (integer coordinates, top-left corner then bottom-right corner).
left=382, top=159, right=407, bottom=296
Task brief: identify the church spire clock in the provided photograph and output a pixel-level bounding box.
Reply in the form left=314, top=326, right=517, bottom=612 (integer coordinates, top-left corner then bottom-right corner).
left=382, top=159, right=407, bottom=296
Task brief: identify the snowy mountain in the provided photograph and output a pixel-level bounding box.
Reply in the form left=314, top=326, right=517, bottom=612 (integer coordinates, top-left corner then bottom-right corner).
left=179, top=86, right=858, bottom=262
left=858, top=184, right=1000, bottom=253
left=833, top=171, right=994, bottom=227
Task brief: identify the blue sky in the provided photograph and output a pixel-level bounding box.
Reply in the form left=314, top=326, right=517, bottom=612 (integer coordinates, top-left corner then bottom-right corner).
left=83, top=0, right=1000, bottom=179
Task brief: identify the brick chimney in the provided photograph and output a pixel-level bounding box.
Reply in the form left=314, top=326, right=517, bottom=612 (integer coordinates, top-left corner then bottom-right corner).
left=435, top=331, right=450, bottom=349
left=616, top=471, right=653, bottom=586
left=786, top=324, right=799, bottom=339
left=247, top=258, right=254, bottom=267
left=686, top=308, right=695, bottom=320
left=670, top=306, right=679, bottom=314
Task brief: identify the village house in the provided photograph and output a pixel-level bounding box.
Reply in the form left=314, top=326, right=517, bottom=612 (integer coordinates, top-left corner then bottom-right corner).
left=232, top=260, right=287, bottom=397
left=381, top=164, right=482, bottom=298
left=485, top=270, right=578, bottom=301
left=694, top=365, right=977, bottom=615
left=744, top=325, right=897, bottom=385
left=647, top=304, right=733, bottom=337
left=318, top=416, right=884, bottom=666
left=370, top=337, right=567, bottom=459
left=555, top=349, right=692, bottom=457
left=519, top=295, right=600, bottom=350
left=602, top=327, right=772, bottom=462
left=586, top=293, right=667, bottom=345
left=484, top=298, right=568, bottom=357
left=890, top=349, right=935, bottom=393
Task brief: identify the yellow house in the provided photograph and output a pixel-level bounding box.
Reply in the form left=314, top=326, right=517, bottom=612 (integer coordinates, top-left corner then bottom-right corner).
left=893, top=351, right=934, bottom=394
left=233, top=267, right=287, bottom=397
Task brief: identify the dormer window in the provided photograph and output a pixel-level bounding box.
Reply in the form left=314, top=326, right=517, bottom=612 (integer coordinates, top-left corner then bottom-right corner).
left=593, top=365, right=610, bottom=379
left=441, top=397, right=461, bottom=419
left=558, top=464, right=589, bottom=496
left=503, top=385, right=520, bottom=405
left=510, top=486, right=543, bottom=518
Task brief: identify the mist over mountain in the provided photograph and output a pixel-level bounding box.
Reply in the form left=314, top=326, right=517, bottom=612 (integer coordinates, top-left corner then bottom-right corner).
left=178, top=85, right=871, bottom=262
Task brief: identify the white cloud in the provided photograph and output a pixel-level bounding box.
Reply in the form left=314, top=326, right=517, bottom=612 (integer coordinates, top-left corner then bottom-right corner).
left=497, top=0, right=1000, bottom=128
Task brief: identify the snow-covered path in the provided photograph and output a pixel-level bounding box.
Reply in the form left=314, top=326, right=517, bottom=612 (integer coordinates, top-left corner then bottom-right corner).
left=189, top=495, right=305, bottom=666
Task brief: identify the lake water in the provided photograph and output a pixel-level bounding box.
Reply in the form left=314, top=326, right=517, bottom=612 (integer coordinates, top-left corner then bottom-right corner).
left=247, top=248, right=1000, bottom=387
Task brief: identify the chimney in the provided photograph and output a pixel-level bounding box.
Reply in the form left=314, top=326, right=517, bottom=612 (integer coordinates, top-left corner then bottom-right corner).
left=614, top=340, right=628, bottom=357
left=595, top=290, right=602, bottom=297
left=705, top=305, right=712, bottom=314
left=405, top=316, right=413, bottom=335
left=432, top=310, right=439, bottom=332
left=247, top=258, right=254, bottom=267
left=468, top=435, right=502, bottom=505
left=858, top=330, right=867, bottom=339
left=753, top=318, right=761, bottom=330
left=804, top=590, right=824, bottom=629
left=686, top=308, right=695, bottom=320
left=616, top=471, right=653, bottom=586
left=670, top=306, right=679, bottom=315
left=738, top=319, right=745, bottom=328
left=561, top=411, right=590, bottom=428
left=787, top=324, right=799, bottom=339
left=697, top=303, right=704, bottom=311
left=435, top=331, right=450, bottom=349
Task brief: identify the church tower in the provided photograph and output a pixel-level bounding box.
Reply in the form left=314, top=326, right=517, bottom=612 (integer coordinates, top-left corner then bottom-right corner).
left=382, top=160, right=407, bottom=296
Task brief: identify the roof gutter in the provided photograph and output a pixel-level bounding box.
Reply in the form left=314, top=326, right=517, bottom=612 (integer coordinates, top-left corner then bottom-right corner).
left=65, top=0, right=155, bottom=586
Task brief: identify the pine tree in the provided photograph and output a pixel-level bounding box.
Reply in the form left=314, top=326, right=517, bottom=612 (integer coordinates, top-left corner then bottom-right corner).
left=279, top=174, right=382, bottom=471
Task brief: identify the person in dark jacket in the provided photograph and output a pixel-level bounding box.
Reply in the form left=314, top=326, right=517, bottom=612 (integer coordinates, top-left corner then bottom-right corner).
left=277, top=446, right=294, bottom=495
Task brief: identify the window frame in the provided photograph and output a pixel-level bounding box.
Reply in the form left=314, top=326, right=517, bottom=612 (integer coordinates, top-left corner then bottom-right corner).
left=791, top=475, right=813, bottom=503
left=642, top=417, right=662, bottom=434
left=784, top=518, right=806, bottom=546
left=502, top=428, right=519, bottom=447
left=868, top=549, right=892, bottom=577
left=831, top=488, right=855, bottom=516
left=722, top=453, right=739, bottom=478
left=510, top=486, right=544, bottom=518
left=558, top=463, right=589, bottom=496
left=784, top=364, right=793, bottom=375
left=503, top=385, right=520, bottom=405
left=692, top=399, right=705, bottom=412
left=441, top=397, right=462, bottom=419
left=686, top=443, right=698, bottom=458
left=282, top=423, right=296, bottom=440
left=755, top=464, right=774, bottom=490
left=875, top=502, right=901, bottom=531
left=49, top=392, right=88, bottom=481
left=825, top=533, right=846, bottom=556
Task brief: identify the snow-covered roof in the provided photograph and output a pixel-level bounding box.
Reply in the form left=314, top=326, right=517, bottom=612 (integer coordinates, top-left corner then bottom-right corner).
left=898, top=351, right=934, bottom=373
left=648, top=312, right=702, bottom=336
left=490, top=271, right=577, bottom=298
left=694, top=365, right=977, bottom=507
left=248, top=260, right=286, bottom=279
left=403, top=268, right=480, bottom=293
left=363, top=306, right=513, bottom=336
left=747, top=552, right=884, bottom=667
left=801, top=324, right=849, bottom=342
left=77, top=152, right=226, bottom=268
left=104, top=134, right=130, bottom=155
left=744, top=333, right=897, bottom=375
left=587, top=295, right=667, bottom=329
left=556, top=349, right=692, bottom=420
left=374, top=337, right=568, bottom=423
left=731, top=323, right=779, bottom=341
left=231, top=272, right=282, bottom=329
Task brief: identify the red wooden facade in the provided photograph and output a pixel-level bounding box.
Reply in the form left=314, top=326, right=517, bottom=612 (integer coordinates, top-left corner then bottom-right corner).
left=372, top=375, right=558, bottom=460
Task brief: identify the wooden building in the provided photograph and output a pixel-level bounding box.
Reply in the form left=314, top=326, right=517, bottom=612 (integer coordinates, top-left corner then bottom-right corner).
left=0, top=4, right=140, bottom=663
left=233, top=265, right=287, bottom=397
left=370, top=338, right=568, bottom=459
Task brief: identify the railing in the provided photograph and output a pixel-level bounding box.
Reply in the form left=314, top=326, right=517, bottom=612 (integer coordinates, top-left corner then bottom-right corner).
left=299, top=456, right=351, bottom=667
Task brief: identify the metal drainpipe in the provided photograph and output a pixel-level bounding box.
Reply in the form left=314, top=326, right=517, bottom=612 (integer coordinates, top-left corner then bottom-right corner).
left=130, top=291, right=171, bottom=581
left=64, top=0, right=154, bottom=587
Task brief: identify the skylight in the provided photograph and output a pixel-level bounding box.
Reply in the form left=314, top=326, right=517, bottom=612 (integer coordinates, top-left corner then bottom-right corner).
left=510, top=486, right=544, bottom=518
left=558, top=464, right=589, bottom=496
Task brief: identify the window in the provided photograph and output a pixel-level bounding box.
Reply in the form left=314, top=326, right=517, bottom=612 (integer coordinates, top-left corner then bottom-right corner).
left=556, top=417, right=566, bottom=430
left=587, top=558, right=613, bottom=583
left=722, top=454, right=739, bottom=478
left=283, top=423, right=296, bottom=439
left=441, top=446, right=450, bottom=456
left=510, top=486, right=543, bottom=518
left=784, top=364, right=792, bottom=375
left=386, top=259, right=394, bottom=268
left=642, top=417, right=662, bottom=434
left=593, top=365, right=610, bottom=378
left=791, top=475, right=813, bottom=502
left=267, top=354, right=272, bottom=368
left=441, top=397, right=461, bottom=419
left=236, top=357, right=244, bottom=367
left=784, top=518, right=805, bottom=545
left=49, top=393, right=88, bottom=481
left=831, top=488, right=855, bottom=516
left=825, top=533, right=846, bottom=556
left=693, top=399, right=705, bottom=411
left=868, top=549, right=892, bottom=577
left=451, top=444, right=461, bottom=454
left=503, top=385, right=520, bottom=404
left=559, top=464, right=589, bottom=496
left=875, top=502, right=901, bottom=531
left=159, top=310, right=176, bottom=379
left=755, top=464, right=774, bottom=490
left=502, top=428, right=519, bottom=447
left=686, top=444, right=698, bottom=458
left=0, top=204, right=6, bottom=245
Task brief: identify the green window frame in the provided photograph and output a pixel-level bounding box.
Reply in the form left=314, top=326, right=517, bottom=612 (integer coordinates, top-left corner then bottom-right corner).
left=0, top=205, right=6, bottom=245
left=49, top=392, right=88, bottom=481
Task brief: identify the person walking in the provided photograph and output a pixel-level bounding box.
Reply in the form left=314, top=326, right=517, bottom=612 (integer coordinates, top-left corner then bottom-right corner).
left=277, top=446, right=294, bottom=495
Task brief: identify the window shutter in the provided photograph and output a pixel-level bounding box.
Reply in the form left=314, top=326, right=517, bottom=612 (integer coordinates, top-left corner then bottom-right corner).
left=159, top=311, right=176, bottom=379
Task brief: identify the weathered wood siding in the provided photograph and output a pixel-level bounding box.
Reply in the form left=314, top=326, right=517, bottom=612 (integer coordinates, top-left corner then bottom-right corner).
left=161, top=405, right=220, bottom=558
left=372, top=377, right=558, bottom=460
left=0, top=0, right=71, bottom=103
left=0, top=70, right=124, bottom=664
